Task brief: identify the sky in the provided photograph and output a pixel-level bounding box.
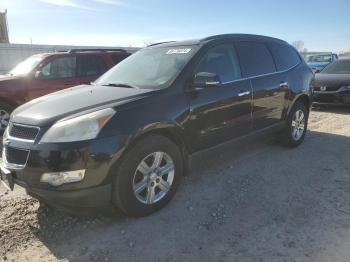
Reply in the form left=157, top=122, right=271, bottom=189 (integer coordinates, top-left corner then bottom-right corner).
left=0, top=0, right=349, bottom=52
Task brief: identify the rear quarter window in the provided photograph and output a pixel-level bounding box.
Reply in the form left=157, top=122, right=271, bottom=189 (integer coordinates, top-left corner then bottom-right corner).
left=268, top=43, right=301, bottom=71
left=235, top=41, right=276, bottom=78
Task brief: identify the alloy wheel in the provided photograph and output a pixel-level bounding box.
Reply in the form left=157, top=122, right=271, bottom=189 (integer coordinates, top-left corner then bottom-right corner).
left=0, top=109, right=10, bottom=132
left=132, top=151, right=175, bottom=205
left=291, top=109, right=306, bottom=141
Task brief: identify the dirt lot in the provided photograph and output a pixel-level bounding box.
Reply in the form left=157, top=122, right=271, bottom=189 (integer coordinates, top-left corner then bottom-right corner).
left=1, top=107, right=350, bottom=262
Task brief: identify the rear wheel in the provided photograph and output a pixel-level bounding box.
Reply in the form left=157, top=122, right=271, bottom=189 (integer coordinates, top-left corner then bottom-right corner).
left=112, top=135, right=183, bottom=217
left=0, top=102, right=14, bottom=134
left=279, top=101, right=309, bottom=147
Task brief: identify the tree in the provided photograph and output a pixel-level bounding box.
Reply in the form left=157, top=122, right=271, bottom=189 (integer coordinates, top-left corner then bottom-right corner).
left=292, top=40, right=304, bottom=52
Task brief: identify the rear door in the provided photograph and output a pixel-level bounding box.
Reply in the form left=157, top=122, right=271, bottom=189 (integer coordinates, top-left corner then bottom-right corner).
left=28, top=55, right=79, bottom=100
left=186, top=43, right=253, bottom=151
left=235, top=41, right=288, bottom=130
left=77, top=54, right=108, bottom=84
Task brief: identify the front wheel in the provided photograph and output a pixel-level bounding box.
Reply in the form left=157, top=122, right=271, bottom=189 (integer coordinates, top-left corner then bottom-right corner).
left=279, top=101, right=309, bottom=147
left=0, top=102, right=14, bottom=134
left=112, top=135, right=183, bottom=217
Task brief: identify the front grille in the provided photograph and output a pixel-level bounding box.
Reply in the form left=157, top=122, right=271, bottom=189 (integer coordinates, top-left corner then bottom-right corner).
left=9, top=124, right=39, bottom=141
left=5, top=147, right=29, bottom=166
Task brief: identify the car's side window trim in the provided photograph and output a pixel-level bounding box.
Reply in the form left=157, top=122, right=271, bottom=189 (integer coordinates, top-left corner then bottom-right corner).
left=267, top=43, right=302, bottom=72
left=217, top=63, right=300, bottom=85
left=234, top=40, right=302, bottom=79
left=188, top=41, right=301, bottom=88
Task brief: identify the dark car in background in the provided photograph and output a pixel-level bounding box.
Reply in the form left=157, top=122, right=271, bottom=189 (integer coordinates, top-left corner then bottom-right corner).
left=305, top=52, right=338, bottom=73
left=0, top=34, right=313, bottom=217
left=313, top=58, right=350, bottom=105
left=0, top=49, right=131, bottom=132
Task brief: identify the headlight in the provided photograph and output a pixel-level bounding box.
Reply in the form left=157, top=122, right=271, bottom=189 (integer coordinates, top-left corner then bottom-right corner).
left=40, top=108, right=115, bottom=143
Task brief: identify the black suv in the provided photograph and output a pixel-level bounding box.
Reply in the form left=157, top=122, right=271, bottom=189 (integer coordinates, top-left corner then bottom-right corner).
left=1, top=34, right=313, bottom=216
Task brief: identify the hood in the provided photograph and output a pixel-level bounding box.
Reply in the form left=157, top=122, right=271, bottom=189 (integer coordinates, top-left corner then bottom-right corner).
left=12, top=84, right=153, bottom=126
left=313, top=73, right=350, bottom=88
left=0, top=74, right=23, bottom=83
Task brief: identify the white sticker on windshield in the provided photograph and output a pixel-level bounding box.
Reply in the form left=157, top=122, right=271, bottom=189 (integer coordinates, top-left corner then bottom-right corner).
left=166, top=48, right=191, bottom=54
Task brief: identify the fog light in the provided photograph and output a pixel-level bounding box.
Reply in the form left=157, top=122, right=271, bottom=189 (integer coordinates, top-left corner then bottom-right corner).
left=40, top=170, right=85, bottom=186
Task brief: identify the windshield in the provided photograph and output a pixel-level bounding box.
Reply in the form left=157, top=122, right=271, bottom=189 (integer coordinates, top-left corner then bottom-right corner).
left=306, top=54, right=332, bottom=63
left=321, top=60, right=350, bottom=74
left=9, top=55, right=44, bottom=76
left=95, top=46, right=198, bottom=89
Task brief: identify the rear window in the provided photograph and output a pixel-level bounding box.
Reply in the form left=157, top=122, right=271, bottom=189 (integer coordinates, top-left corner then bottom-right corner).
left=111, top=54, right=130, bottom=65
left=269, top=43, right=300, bottom=71
left=235, top=42, right=276, bottom=77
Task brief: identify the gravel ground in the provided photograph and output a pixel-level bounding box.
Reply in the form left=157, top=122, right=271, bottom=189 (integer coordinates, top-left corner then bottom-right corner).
left=1, top=106, right=350, bottom=262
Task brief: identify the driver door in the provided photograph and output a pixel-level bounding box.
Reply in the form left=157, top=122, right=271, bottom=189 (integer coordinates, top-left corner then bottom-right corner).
left=185, top=44, right=253, bottom=151
left=28, top=56, right=80, bottom=100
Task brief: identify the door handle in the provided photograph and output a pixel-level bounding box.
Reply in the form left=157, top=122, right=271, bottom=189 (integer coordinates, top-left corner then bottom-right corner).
left=238, top=91, right=251, bottom=97
left=280, top=82, right=288, bottom=88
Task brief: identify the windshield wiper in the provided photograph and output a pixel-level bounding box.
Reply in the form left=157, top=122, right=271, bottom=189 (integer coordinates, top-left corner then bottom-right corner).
left=102, top=83, right=139, bottom=89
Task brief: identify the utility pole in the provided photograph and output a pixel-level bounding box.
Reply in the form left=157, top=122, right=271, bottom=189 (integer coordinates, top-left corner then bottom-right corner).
left=0, top=9, right=9, bottom=43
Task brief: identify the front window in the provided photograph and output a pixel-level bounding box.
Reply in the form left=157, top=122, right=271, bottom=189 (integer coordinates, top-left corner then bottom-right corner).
left=40, top=56, right=77, bottom=79
left=306, top=54, right=332, bottom=63
left=95, top=46, right=198, bottom=89
left=194, top=44, right=241, bottom=83
left=9, top=55, right=44, bottom=76
left=321, top=60, right=350, bottom=74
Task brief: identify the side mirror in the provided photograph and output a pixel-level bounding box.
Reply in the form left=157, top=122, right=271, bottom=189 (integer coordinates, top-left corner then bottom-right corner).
left=34, top=70, right=43, bottom=79
left=192, top=72, right=221, bottom=88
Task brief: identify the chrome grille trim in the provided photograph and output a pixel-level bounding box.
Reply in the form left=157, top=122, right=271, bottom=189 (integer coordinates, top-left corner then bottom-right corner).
left=2, top=146, right=30, bottom=170
left=8, top=123, right=40, bottom=143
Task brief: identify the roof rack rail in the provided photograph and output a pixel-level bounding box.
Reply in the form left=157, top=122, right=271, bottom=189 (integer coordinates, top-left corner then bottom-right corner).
left=201, top=34, right=286, bottom=43
left=67, top=48, right=127, bottom=53
left=147, top=41, right=176, bottom=47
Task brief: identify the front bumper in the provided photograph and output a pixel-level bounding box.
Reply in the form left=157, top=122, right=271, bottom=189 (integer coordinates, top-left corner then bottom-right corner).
left=313, top=90, right=350, bottom=105
left=2, top=134, right=128, bottom=209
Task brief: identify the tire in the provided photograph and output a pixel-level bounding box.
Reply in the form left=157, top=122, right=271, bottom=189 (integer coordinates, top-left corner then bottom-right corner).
left=112, top=134, right=183, bottom=217
left=0, top=102, right=14, bottom=134
left=279, top=101, right=309, bottom=148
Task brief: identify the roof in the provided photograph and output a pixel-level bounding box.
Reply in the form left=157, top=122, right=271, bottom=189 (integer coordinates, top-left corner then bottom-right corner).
left=148, top=34, right=288, bottom=48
